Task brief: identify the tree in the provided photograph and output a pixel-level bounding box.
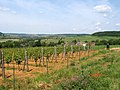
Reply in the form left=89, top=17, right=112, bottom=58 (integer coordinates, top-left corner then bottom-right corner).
left=72, top=40, right=77, bottom=44
left=35, top=39, right=41, bottom=47
left=92, top=31, right=120, bottom=36
left=0, top=43, right=2, bottom=48
left=41, top=41, right=47, bottom=46
left=48, top=42, right=56, bottom=46
left=58, top=38, right=64, bottom=45
left=0, top=32, right=2, bottom=35
left=100, top=40, right=107, bottom=45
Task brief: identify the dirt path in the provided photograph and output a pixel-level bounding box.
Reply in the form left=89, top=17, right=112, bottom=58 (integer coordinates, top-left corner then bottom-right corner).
left=110, top=48, right=120, bottom=51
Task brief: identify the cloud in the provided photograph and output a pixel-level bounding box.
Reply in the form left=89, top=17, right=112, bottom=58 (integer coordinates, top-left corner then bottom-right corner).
left=106, top=22, right=110, bottom=24
left=115, top=23, right=120, bottom=26
left=99, top=0, right=109, bottom=2
left=94, top=5, right=112, bottom=13
left=39, top=10, right=44, bottom=14
left=11, top=10, right=16, bottom=14
left=95, top=22, right=101, bottom=26
left=0, top=0, right=119, bottom=34
left=103, top=13, right=107, bottom=17
left=72, top=28, right=77, bottom=31
left=95, top=27, right=102, bottom=31
left=0, top=6, right=16, bottom=14
left=0, top=7, right=10, bottom=11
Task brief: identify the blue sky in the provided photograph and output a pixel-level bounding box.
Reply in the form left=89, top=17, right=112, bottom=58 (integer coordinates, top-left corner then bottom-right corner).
left=0, top=0, right=120, bottom=34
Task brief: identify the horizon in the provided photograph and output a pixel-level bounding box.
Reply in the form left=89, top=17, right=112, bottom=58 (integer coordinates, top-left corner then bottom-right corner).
left=1, top=32, right=92, bottom=35
left=0, top=0, right=120, bottom=34
left=1, top=29, right=120, bottom=34
left=2, top=30, right=120, bottom=35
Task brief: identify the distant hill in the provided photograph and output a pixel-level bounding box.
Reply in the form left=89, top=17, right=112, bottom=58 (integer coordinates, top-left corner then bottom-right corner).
left=0, top=32, right=4, bottom=36
left=2, top=33, right=90, bottom=39
left=1, top=31, right=120, bottom=38
left=92, top=31, right=120, bottom=37
left=5, top=33, right=47, bottom=38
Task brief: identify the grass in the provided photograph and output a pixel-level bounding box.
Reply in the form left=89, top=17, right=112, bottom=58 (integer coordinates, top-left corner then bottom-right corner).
left=52, top=49, right=120, bottom=90
left=0, top=48, right=120, bottom=90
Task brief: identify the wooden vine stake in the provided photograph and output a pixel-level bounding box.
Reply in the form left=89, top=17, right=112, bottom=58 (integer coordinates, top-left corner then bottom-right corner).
left=39, top=50, right=41, bottom=66
left=54, top=46, right=57, bottom=63
left=0, top=49, right=2, bottom=68
left=64, top=44, right=66, bottom=60
left=41, top=47, right=44, bottom=66
left=88, top=49, right=90, bottom=57
left=67, top=56, right=69, bottom=69
left=23, top=49, right=26, bottom=70
left=26, top=50, right=29, bottom=71
left=71, top=45, right=73, bottom=59
left=83, top=43, right=86, bottom=56
left=46, top=54, right=49, bottom=74
left=1, top=49, right=5, bottom=79
left=12, top=52, right=15, bottom=90
left=23, top=49, right=29, bottom=71
left=78, top=45, right=80, bottom=60
left=88, top=42, right=90, bottom=57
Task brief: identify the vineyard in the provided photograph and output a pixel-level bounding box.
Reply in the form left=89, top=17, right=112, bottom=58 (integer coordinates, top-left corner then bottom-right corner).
left=0, top=45, right=120, bottom=90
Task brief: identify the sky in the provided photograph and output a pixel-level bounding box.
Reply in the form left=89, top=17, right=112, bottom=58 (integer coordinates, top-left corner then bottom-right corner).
left=0, top=0, right=120, bottom=34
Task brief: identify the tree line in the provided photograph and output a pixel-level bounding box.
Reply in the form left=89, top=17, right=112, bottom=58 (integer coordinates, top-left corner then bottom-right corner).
left=92, top=31, right=120, bottom=37
left=0, top=37, right=120, bottom=48
left=94, top=39, right=120, bottom=45
left=0, top=38, right=65, bottom=48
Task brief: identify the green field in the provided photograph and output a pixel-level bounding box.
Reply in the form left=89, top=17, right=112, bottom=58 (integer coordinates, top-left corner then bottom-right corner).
left=0, top=35, right=120, bottom=48
left=64, top=35, right=120, bottom=42
left=42, top=35, right=120, bottom=43
left=0, top=39, right=19, bottom=42
left=0, top=35, right=119, bottom=44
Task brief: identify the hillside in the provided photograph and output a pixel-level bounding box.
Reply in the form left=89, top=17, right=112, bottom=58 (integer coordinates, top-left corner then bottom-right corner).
left=1, top=47, right=120, bottom=90
left=0, top=32, right=4, bottom=36
left=92, top=31, right=120, bottom=37
left=1, top=32, right=90, bottom=39
left=1, top=31, right=120, bottom=39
